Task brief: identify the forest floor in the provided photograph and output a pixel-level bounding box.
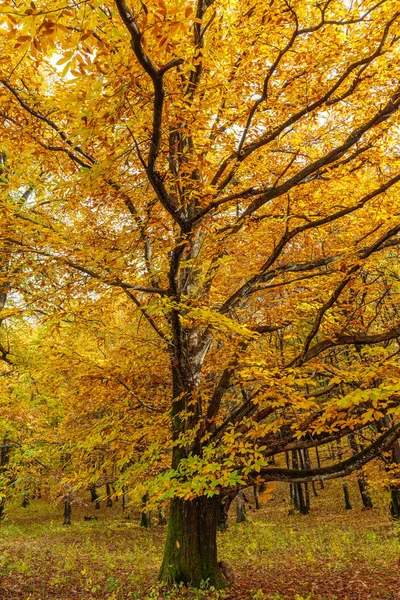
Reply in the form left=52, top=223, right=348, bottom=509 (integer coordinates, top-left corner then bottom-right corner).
left=1, top=479, right=399, bottom=600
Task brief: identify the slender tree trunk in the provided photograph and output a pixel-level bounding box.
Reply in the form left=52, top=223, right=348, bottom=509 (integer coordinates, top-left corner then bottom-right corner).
left=253, top=484, right=260, bottom=510
left=291, top=450, right=310, bottom=514
left=89, top=485, right=100, bottom=509
left=299, top=449, right=311, bottom=514
left=390, top=488, right=400, bottom=520
left=348, top=434, right=373, bottom=508
left=378, top=416, right=400, bottom=519
left=63, top=495, right=72, bottom=525
left=236, top=490, right=246, bottom=523
left=217, top=491, right=235, bottom=531
left=159, top=496, right=227, bottom=588
left=158, top=508, right=167, bottom=525
left=122, top=485, right=128, bottom=512
left=140, top=493, right=151, bottom=528
left=315, top=446, right=324, bottom=489
left=106, top=483, right=112, bottom=507
left=343, top=483, right=352, bottom=510
left=0, top=436, right=10, bottom=520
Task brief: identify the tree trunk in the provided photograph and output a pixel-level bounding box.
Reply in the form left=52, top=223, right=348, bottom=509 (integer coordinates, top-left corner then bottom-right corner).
left=159, top=496, right=227, bottom=588
left=377, top=416, right=399, bottom=519
left=106, top=483, right=112, bottom=507
left=63, top=496, right=72, bottom=525
left=89, top=485, right=100, bottom=509
left=0, top=436, right=10, bottom=520
left=236, top=490, right=246, bottom=523
left=122, top=485, right=128, bottom=512
left=343, top=482, right=352, bottom=510
left=357, top=476, right=373, bottom=509
left=140, top=493, right=151, bottom=528
left=348, top=434, right=373, bottom=509
left=217, top=491, right=235, bottom=532
left=253, top=484, right=260, bottom=510
left=315, top=446, right=324, bottom=489
left=298, top=450, right=311, bottom=514
left=390, top=487, right=400, bottom=520
left=158, top=508, right=167, bottom=525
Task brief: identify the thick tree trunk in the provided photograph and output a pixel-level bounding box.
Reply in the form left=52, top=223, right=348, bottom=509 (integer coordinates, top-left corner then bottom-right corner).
left=159, top=496, right=227, bottom=588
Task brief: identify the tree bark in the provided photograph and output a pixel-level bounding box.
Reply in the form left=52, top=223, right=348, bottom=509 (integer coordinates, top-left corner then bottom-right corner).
left=0, top=436, right=10, bottom=520
left=159, top=495, right=227, bottom=588
left=158, top=508, right=167, bottom=525
left=63, top=495, right=72, bottom=525
left=236, top=490, right=246, bottom=523
left=348, top=434, right=373, bottom=509
left=390, top=488, right=400, bottom=520
left=343, top=482, right=352, bottom=510
left=89, top=485, right=100, bottom=509
left=140, top=493, right=151, bottom=528
left=315, top=446, right=324, bottom=489
left=106, top=483, right=113, bottom=507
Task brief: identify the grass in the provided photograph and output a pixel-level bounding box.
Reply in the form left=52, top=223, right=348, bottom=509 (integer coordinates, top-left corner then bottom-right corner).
left=1, top=479, right=399, bottom=599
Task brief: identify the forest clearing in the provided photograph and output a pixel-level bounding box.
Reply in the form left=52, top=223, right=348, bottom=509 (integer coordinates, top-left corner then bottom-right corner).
left=2, top=478, right=400, bottom=600
left=1, top=0, right=400, bottom=598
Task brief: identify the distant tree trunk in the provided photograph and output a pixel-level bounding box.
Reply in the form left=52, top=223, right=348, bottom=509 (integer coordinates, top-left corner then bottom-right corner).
left=299, top=449, right=311, bottom=513
left=348, top=434, right=373, bottom=509
left=286, top=451, right=295, bottom=507
left=303, top=448, right=318, bottom=496
left=89, top=485, right=100, bottom=509
left=106, top=483, right=112, bottom=507
left=390, top=438, right=400, bottom=519
left=140, top=493, right=151, bottom=528
left=122, top=485, right=129, bottom=512
left=0, top=436, right=10, bottom=520
left=217, top=491, right=235, bottom=531
left=63, top=494, right=72, bottom=525
left=236, top=490, right=246, bottom=523
left=291, top=450, right=310, bottom=514
left=315, top=446, right=324, bottom=489
left=159, top=496, right=226, bottom=588
left=253, top=484, right=260, bottom=510
left=343, top=483, right=352, bottom=510
left=158, top=508, right=167, bottom=525
left=378, top=416, right=400, bottom=519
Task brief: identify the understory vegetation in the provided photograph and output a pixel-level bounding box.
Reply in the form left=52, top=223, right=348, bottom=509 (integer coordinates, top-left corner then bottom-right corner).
left=1, top=479, right=399, bottom=600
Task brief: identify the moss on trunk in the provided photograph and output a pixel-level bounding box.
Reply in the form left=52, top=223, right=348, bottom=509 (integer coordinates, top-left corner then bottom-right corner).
left=159, top=496, right=227, bottom=588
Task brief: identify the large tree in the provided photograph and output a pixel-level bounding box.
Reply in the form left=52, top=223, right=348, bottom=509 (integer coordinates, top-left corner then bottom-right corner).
left=1, top=0, right=400, bottom=587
